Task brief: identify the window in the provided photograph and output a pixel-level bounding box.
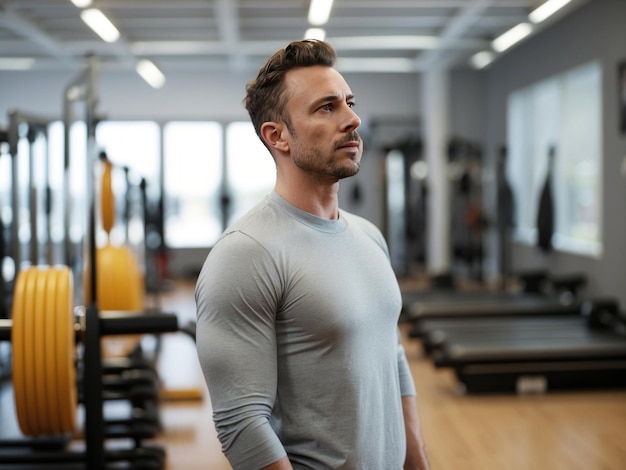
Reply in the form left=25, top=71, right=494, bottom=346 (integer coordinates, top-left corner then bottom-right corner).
left=46, top=120, right=276, bottom=251
left=385, top=149, right=408, bottom=274
left=163, top=122, right=223, bottom=248
left=556, top=64, right=602, bottom=253
left=48, top=120, right=87, bottom=246
left=48, top=122, right=68, bottom=246
left=225, top=122, right=275, bottom=226
left=506, top=61, right=602, bottom=257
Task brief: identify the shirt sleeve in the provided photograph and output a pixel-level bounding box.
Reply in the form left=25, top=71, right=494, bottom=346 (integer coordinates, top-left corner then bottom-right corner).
left=397, top=329, right=417, bottom=397
left=195, top=231, right=287, bottom=469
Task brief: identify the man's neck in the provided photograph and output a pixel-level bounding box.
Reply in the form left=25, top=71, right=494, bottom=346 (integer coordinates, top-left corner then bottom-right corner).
left=274, top=177, right=340, bottom=220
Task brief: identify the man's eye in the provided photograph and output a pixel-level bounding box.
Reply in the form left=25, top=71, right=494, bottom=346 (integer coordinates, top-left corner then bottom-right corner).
left=348, top=102, right=356, bottom=108
left=321, top=104, right=333, bottom=111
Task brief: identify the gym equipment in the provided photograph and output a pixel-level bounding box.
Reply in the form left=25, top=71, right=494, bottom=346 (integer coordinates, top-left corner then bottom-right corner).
left=383, top=135, right=488, bottom=279
left=140, top=178, right=169, bottom=300
left=0, top=264, right=182, bottom=468
left=1, top=111, right=56, bottom=322
left=0, top=55, right=191, bottom=469
left=85, top=152, right=145, bottom=313
left=536, top=146, right=556, bottom=253
left=419, top=315, right=586, bottom=356
left=11, top=266, right=76, bottom=436
left=88, top=243, right=144, bottom=311
left=100, top=153, right=115, bottom=235
left=495, top=145, right=515, bottom=288
left=7, top=110, right=56, bottom=269
left=418, top=298, right=622, bottom=356
left=0, top=110, right=59, bottom=391
left=94, top=155, right=202, bottom=401
left=0, top=130, right=8, bottom=321
left=403, top=271, right=586, bottom=328
left=429, top=299, right=626, bottom=393
left=406, top=272, right=590, bottom=356
left=449, top=139, right=486, bottom=281
left=407, top=292, right=578, bottom=319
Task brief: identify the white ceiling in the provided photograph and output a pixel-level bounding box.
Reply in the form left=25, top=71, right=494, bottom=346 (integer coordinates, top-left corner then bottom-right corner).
left=0, top=0, right=590, bottom=74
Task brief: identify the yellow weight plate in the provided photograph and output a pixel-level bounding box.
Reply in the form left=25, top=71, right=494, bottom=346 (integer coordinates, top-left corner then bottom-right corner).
left=11, top=268, right=31, bottom=435
left=44, top=269, right=62, bottom=435
left=55, top=267, right=77, bottom=434
left=23, top=268, right=39, bottom=435
left=101, top=159, right=115, bottom=235
left=97, top=244, right=144, bottom=311
left=33, top=268, right=50, bottom=435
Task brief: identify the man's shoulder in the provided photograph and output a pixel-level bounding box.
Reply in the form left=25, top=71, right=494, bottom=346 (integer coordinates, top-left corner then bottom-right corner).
left=215, top=196, right=291, bottom=248
left=342, top=210, right=383, bottom=237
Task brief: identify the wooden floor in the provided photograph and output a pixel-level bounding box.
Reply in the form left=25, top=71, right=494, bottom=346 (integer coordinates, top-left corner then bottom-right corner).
left=154, top=280, right=626, bottom=470
left=150, top=280, right=231, bottom=470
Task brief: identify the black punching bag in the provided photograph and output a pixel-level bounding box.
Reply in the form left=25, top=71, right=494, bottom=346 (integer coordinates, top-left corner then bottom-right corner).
left=536, top=146, right=555, bottom=253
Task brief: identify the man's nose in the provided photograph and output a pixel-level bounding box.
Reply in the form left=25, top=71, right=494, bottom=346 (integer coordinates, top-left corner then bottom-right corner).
left=343, top=106, right=361, bottom=131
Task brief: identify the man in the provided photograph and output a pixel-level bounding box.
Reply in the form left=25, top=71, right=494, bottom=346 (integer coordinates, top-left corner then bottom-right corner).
left=195, top=39, right=430, bottom=470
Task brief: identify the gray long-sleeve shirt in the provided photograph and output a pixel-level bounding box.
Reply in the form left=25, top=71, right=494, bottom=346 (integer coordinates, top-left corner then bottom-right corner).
left=195, top=192, right=416, bottom=469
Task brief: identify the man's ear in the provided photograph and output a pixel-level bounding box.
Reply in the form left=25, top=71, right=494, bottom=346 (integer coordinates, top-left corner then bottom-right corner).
left=261, top=122, right=289, bottom=153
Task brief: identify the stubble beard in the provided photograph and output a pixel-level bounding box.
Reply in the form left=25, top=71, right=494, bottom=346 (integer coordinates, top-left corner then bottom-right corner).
left=291, top=134, right=362, bottom=180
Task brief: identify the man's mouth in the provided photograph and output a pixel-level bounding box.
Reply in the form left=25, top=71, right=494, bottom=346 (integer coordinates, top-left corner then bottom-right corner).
left=337, top=133, right=361, bottom=149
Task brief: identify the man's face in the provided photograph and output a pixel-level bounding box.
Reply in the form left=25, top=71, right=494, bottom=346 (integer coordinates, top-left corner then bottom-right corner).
left=282, top=65, right=363, bottom=180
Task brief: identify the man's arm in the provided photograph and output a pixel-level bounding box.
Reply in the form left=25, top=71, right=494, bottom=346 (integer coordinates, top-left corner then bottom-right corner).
left=402, top=395, right=430, bottom=470
left=195, top=233, right=287, bottom=469
left=260, top=457, right=293, bottom=470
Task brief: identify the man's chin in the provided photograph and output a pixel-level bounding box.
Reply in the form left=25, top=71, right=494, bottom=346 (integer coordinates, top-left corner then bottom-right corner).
left=336, top=162, right=360, bottom=179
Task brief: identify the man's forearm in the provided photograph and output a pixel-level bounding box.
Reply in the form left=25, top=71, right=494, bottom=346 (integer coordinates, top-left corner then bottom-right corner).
left=260, top=456, right=293, bottom=470
left=402, top=395, right=430, bottom=470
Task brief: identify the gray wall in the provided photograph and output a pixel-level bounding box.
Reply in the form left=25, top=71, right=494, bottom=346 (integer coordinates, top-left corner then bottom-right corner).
left=0, top=68, right=421, bottom=124
left=483, top=0, right=626, bottom=304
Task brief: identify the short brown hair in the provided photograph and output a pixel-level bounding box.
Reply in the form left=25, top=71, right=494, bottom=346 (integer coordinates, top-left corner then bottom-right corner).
left=244, top=39, right=337, bottom=145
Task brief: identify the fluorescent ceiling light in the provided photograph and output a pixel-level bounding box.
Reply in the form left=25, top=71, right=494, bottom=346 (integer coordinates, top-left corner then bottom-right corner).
left=470, top=51, right=495, bottom=69
left=529, top=0, right=572, bottom=23
left=491, top=23, right=533, bottom=53
left=0, top=57, right=35, bottom=70
left=304, top=28, right=326, bottom=41
left=132, top=41, right=217, bottom=55
left=136, top=59, right=166, bottom=89
left=308, top=0, right=334, bottom=26
left=71, top=0, right=92, bottom=7
left=335, top=57, right=416, bottom=73
left=80, top=8, right=120, bottom=43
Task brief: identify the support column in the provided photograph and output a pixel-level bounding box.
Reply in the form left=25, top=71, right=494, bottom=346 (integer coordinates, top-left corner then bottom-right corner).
left=421, top=67, right=451, bottom=275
